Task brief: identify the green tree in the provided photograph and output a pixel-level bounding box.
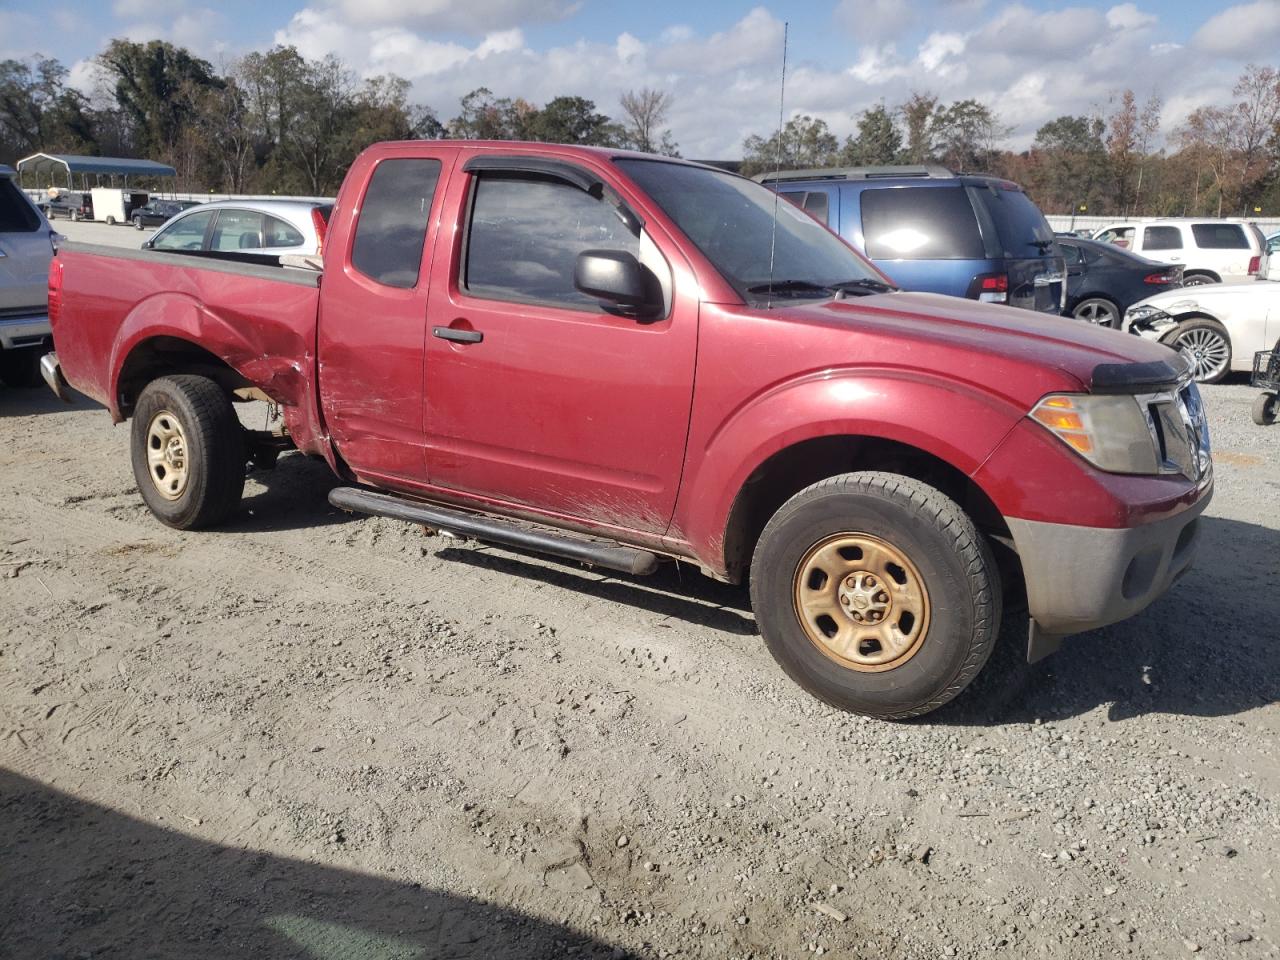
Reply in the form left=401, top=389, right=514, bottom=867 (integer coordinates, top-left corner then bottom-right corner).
left=841, top=104, right=901, bottom=166
left=741, top=115, right=839, bottom=176
left=0, top=57, right=97, bottom=163
left=1028, top=114, right=1108, bottom=213
left=97, top=39, right=224, bottom=160
left=932, top=98, right=1006, bottom=172
left=899, top=92, right=940, bottom=163
left=447, top=87, right=538, bottom=140
left=527, top=95, right=624, bottom=145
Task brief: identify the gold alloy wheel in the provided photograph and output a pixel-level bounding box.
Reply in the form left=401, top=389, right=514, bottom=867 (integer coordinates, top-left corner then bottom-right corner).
left=792, top=533, right=931, bottom=672
left=145, top=409, right=190, bottom=501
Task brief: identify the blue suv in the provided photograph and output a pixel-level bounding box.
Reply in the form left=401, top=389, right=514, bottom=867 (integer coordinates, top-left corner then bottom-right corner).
left=756, top=166, right=1066, bottom=314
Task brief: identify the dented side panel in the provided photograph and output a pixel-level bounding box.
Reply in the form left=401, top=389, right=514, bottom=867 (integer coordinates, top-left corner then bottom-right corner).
left=53, top=246, right=328, bottom=456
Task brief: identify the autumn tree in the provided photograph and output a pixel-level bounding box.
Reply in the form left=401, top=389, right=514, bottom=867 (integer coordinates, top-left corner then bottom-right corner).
left=619, top=87, right=679, bottom=155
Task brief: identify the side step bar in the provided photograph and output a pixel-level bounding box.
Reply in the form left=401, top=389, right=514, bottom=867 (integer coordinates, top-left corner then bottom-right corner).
left=328, top=487, right=659, bottom=576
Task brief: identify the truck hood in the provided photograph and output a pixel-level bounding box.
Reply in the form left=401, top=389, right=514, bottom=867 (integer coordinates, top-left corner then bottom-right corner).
left=771, top=291, right=1188, bottom=395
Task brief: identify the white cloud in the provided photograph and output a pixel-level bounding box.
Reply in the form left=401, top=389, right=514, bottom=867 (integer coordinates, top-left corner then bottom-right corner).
left=327, top=0, right=577, bottom=33
left=917, top=32, right=966, bottom=73
left=836, top=0, right=915, bottom=42
left=1105, top=3, right=1157, bottom=30
left=1193, top=0, right=1280, bottom=57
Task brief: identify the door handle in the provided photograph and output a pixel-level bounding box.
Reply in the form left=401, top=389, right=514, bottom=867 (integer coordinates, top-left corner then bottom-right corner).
left=433, top=325, right=483, bottom=344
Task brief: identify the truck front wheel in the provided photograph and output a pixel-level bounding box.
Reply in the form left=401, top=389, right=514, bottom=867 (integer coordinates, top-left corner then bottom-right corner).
left=750, top=472, right=1001, bottom=719
left=130, top=375, right=245, bottom=529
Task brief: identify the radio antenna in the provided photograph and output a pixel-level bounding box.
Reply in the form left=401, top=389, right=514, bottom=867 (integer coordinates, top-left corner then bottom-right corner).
left=765, top=20, right=789, bottom=309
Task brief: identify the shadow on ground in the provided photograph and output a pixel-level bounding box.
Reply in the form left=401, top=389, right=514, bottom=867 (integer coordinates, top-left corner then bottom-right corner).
left=0, top=383, right=89, bottom=417
left=0, top=768, right=635, bottom=960
left=216, top=452, right=353, bottom=535
left=933, top=515, right=1280, bottom=726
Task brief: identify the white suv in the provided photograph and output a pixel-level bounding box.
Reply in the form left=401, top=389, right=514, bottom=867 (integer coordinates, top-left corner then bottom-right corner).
left=1092, top=218, right=1268, bottom=286
left=0, top=165, right=55, bottom=387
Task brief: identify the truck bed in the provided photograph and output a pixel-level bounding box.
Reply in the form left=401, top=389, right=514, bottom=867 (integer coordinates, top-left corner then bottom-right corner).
left=51, top=241, right=327, bottom=454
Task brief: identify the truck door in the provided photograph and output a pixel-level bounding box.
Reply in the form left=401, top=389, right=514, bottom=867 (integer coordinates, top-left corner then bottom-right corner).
left=316, top=154, right=448, bottom=481
left=421, top=157, right=696, bottom=535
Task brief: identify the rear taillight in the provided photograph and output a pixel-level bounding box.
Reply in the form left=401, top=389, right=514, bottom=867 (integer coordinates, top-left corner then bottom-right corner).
left=968, top=272, right=1009, bottom=303
left=1248, top=255, right=1261, bottom=275
left=311, top=207, right=328, bottom=257
left=1144, top=271, right=1180, bottom=285
left=47, top=257, right=64, bottom=329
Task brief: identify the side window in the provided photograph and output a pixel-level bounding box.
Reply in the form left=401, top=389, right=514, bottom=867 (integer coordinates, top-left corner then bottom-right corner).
left=465, top=173, right=640, bottom=310
left=779, top=191, right=805, bottom=208
left=1058, top=243, right=1083, bottom=266
left=0, top=179, right=41, bottom=232
left=152, top=210, right=216, bottom=251
left=265, top=215, right=304, bottom=247
left=351, top=157, right=441, bottom=288
left=1191, top=223, right=1249, bottom=249
left=210, top=209, right=266, bottom=251
left=1143, top=226, right=1183, bottom=251
left=860, top=187, right=985, bottom=260
left=802, top=191, right=829, bottom=225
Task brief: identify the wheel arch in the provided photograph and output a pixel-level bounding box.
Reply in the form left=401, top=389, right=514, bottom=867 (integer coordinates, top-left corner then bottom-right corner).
left=1182, top=269, right=1222, bottom=284
left=716, top=434, right=1013, bottom=586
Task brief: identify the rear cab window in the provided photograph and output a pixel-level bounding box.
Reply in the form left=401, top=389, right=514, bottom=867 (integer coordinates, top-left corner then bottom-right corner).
left=351, top=158, right=441, bottom=288
left=0, top=179, right=40, bottom=233
left=1191, top=223, right=1249, bottom=249
left=859, top=186, right=985, bottom=260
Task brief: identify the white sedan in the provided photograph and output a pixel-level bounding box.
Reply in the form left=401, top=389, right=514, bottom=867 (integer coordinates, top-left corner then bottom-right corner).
left=1123, top=281, right=1279, bottom=383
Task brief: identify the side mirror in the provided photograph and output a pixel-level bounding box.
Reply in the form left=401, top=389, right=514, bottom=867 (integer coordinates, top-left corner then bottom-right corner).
left=142, top=239, right=154, bottom=249
left=574, top=250, right=662, bottom=316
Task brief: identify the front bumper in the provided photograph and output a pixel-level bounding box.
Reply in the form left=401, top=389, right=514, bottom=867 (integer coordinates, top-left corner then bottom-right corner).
left=0, top=311, right=51, bottom=350
left=1008, top=480, right=1211, bottom=659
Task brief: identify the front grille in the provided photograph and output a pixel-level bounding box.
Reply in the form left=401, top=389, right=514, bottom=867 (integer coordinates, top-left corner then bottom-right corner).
left=1142, top=381, right=1211, bottom=481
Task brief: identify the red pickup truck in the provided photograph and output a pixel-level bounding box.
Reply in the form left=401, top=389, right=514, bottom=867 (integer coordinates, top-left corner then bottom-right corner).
left=42, top=141, right=1213, bottom=719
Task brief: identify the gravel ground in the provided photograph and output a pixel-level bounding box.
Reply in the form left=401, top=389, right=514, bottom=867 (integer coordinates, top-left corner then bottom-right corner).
left=1, top=249, right=1278, bottom=957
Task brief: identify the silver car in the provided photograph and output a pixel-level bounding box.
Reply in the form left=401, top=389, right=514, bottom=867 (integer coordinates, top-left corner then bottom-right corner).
left=0, top=165, right=54, bottom=387
left=143, top=199, right=331, bottom=257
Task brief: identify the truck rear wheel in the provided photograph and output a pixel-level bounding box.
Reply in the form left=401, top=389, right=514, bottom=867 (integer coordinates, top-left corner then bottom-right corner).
left=130, top=375, right=245, bottom=529
left=750, top=472, right=1001, bottom=719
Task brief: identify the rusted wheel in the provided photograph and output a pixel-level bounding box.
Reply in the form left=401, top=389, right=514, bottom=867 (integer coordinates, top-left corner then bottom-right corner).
left=751, top=472, right=1000, bottom=719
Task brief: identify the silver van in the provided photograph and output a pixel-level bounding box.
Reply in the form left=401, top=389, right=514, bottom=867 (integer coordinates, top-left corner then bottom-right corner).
left=0, top=165, right=54, bottom=386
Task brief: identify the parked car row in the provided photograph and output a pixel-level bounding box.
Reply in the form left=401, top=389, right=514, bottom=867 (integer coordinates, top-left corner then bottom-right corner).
left=0, top=166, right=54, bottom=386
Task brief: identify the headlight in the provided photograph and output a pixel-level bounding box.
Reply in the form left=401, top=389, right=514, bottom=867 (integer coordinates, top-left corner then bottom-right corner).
left=1125, top=304, right=1171, bottom=324
left=1031, top=394, right=1161, bottom=473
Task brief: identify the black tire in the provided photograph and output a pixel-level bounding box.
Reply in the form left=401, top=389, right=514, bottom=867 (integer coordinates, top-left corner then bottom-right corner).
left=134, top=217, right=144, bottom=230
left=750, top=471, right=1001, bottom=720
left=1161, top=317, right=1232, bottom=383
left=1253, top=392, right=1279, bottom=426
left=0, top=347, right=45, bottom=388
left=1182, top=272, right=1217, bottom=287
left=1071, top=297, right=1120, bottom=328
left=129, top=375, right=245, bottom=529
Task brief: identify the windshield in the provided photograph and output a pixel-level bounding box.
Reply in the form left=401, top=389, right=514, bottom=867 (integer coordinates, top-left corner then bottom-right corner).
left=616, top=159, right=884, bottom=303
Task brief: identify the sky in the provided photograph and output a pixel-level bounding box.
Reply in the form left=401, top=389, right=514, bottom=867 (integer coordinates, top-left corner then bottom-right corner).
left=3, top=0, right=1280, bottom=157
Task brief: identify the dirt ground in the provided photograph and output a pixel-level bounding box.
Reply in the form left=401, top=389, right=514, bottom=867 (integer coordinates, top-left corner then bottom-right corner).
left=2, top=308, right=1279, bottom=957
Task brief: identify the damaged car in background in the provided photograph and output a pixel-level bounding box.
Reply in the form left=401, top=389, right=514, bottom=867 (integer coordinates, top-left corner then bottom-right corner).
left=1124, top=281, right=1280, bottom=383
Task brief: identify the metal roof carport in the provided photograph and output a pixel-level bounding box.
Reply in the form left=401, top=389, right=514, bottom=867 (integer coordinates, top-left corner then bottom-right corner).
left=15, top=153, right=177, bottom=190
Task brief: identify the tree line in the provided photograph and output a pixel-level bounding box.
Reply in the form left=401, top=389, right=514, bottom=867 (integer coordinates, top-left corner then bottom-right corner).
left=0, top=41, right=679, bottom=195
left=4, top=39, right=1279, bottom=216
left=741, top=66, right=1280, bottom=218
